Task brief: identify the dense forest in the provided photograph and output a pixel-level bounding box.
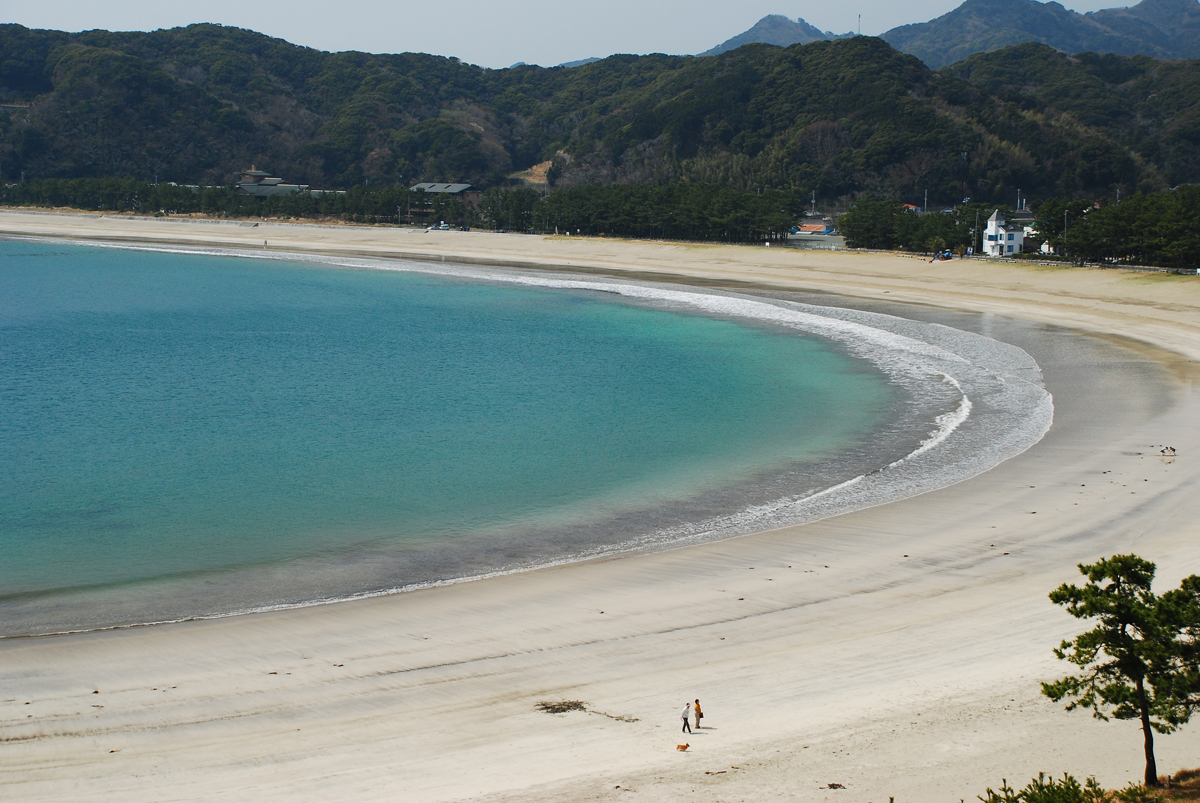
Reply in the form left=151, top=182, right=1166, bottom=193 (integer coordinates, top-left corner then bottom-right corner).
left=0, top=177, right=415, bottom=222
left=838, top=186, right=1200, bottom=270
left=531, top=185, right=798, bottom=241
left=838, top=198, right=992, bottom=252
left=1046, top=186, right=1200, bottom=269
left=2, top=23, right=1200, bottom=209
left=0, top=178, right=800, bottom=242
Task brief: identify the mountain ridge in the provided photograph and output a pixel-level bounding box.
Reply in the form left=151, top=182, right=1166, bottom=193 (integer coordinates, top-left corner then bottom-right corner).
left=882, top=0, right=1200, bottom=67
left=1, top=23, right=1198, bottom=208
left=706, top=0, right=1200, bottom=67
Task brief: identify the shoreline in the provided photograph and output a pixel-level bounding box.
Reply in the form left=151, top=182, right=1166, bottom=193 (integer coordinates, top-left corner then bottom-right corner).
left=3, top=212, right=1200, bottom=802
left=5, top=208, right=1200, bottom=360
left=0, top=248, right=1050, bottom=638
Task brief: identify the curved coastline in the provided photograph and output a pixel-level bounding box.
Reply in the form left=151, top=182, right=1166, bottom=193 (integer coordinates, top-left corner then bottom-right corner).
left=2, top=215, right=1200, bottom=803
left=0, top=239, right=1052, bottom=637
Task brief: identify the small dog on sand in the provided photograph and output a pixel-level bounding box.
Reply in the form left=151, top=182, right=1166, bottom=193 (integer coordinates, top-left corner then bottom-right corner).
left=676, top=743, right=689, bottom=751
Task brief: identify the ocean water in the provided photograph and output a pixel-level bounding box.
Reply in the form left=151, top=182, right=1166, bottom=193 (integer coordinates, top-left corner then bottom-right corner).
left=0, top=239, right=923, bottom=635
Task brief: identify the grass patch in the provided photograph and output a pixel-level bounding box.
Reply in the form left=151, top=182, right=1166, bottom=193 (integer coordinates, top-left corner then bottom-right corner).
left=975, top=770, right=1200, bottom=802
left=1163, top=768, right=1200, bottom=801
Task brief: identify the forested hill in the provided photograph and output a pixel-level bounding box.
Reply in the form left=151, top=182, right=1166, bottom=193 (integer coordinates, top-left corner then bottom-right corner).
left=2, top=23, right=1199, bottom=207
left=882, top=0, right=1200, bottom=68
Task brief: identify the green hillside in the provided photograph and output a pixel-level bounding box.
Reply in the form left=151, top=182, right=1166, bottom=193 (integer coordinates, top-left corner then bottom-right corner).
left=940, top=43, right=1200, bottom=187
left=1, top=23, right=1199, bottom=207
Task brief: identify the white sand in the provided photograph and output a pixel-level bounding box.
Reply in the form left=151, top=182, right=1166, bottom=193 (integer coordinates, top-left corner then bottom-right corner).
left=4, top=211, right=1200, bottom=802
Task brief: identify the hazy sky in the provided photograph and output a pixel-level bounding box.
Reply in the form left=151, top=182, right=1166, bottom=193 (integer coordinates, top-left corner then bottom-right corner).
left=6, top=0, right=1133, bottom=69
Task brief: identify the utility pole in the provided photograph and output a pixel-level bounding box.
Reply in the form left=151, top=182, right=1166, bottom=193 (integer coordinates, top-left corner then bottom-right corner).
left=1016, top=189, right=1021, bottom=211
left=923, top=189, right=927, bottom=214
left=858, top=14, right=862, bottom=35
left=1064, top=208, right=1072, bottom=263
left=810, top=190, right=816, bottom=217
left=961, top=151, right=969, bottom=203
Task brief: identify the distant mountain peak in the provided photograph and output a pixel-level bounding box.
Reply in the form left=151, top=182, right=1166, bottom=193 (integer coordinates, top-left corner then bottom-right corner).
left=699, top=15, right=852, bottom=57
left=881, top=0, right=1200, bottom=67
left=703, top=1, right=1199, bottom=67
left=557, top=57, right=602, bottom=68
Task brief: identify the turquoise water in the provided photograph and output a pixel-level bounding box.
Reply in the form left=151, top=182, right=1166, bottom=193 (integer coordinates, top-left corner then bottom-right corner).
left=0, top=240, right=895, bottom=632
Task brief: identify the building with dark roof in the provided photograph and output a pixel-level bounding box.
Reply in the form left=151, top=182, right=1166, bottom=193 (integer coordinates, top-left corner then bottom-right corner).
left=984, top=210, right=1026, bottom=256
left=237, top=167, right=310, bottom=197
left=410, top=182, right=482, bottom=207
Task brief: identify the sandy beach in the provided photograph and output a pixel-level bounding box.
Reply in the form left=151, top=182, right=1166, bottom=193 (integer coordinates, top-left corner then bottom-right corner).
left=4, top=210, right=1200, bottom=802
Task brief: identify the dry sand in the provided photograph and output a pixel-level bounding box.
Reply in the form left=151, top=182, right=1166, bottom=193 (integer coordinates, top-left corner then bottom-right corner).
left=3, top=211, right=1200, bottom=802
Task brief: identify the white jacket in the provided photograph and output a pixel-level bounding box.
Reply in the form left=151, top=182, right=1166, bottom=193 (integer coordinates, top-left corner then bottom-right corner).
left=681, top=705, right=691, bottom=720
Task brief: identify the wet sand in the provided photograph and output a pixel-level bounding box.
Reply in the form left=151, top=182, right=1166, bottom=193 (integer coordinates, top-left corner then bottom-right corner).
left=3, top=211, right=1200, bottom=802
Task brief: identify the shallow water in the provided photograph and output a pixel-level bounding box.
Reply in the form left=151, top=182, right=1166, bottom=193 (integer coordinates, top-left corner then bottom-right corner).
left=1, top=241, right=909, bottom=634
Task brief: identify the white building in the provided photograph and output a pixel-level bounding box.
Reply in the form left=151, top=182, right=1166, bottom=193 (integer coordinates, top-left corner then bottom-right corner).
left=983, top=210, right=1024, bottom=256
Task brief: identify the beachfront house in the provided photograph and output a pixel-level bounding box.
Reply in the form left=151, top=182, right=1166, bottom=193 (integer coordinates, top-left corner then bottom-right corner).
left=237, top=167, right=310, bottom=197
left=407, top=183, right=482, bottom=224
left=410, top=183, right=482, bottom=207
left=236, top=167, right=343, bottom=199
left=983, top=210, right=1025, bottom=256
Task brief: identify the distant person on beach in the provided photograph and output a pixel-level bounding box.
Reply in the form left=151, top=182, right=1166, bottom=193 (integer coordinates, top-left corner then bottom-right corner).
left=681, top=702, right=692, bottom=733
left=693, top=699, right=703, bottom=730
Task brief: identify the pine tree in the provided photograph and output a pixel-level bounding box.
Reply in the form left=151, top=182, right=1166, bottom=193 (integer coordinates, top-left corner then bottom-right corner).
left=1043, top=555, right=1200, bottom=787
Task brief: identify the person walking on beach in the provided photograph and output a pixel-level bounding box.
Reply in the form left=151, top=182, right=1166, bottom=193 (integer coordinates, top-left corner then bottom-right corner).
left=681, top=702, right=692, bottom=733
left=693, top=699, right=703, bottom=730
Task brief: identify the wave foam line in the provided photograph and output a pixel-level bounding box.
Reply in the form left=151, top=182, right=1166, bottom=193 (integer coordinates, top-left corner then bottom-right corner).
left=891, top=375, right=972, bottom=467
